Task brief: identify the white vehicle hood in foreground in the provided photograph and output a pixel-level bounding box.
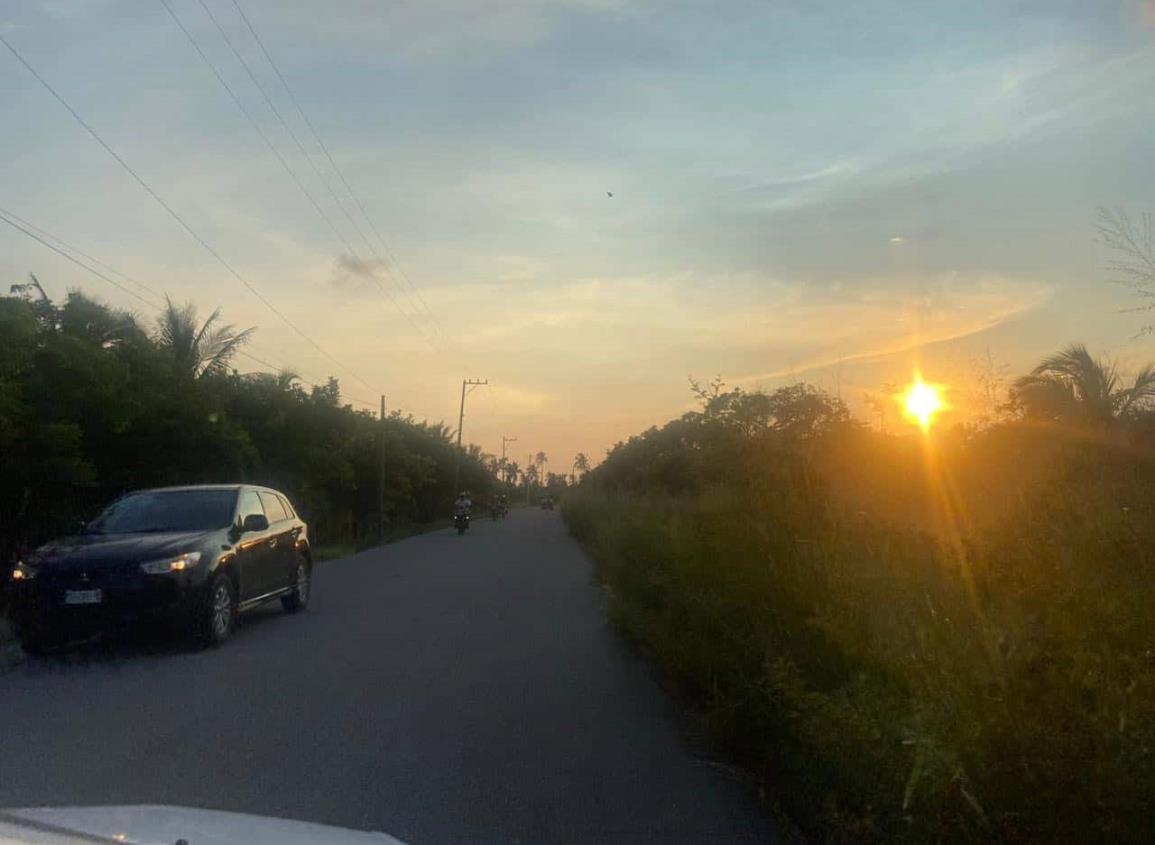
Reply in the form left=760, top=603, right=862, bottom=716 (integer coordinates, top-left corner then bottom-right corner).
left=0, top=805, right=408, bottom=845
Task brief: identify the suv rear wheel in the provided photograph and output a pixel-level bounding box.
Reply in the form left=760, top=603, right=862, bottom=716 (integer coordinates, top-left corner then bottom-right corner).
left=281, top=555, right=311, bottom=613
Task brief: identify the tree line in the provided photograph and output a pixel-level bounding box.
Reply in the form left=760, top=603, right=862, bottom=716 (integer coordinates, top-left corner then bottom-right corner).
left=0, top=278, right=499, bottom=563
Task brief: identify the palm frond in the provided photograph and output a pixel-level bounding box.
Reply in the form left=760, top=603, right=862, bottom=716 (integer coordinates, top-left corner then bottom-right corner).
left=275, top=369, right=301, bottom=391
left=191, top=306, right=222, bottom=357
left=156, top=298, right=254, bottom=378
left=1028, top=344, right=1116, bottom=420
left=1011, top=374, right=1079, bottom=421
left=199, top=325, right=255, bottom=376
left=1117, top=364, right=1155, bottom=416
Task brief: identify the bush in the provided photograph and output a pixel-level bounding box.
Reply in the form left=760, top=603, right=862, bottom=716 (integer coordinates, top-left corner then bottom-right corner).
left=565, top=396, right=1155, bottom=842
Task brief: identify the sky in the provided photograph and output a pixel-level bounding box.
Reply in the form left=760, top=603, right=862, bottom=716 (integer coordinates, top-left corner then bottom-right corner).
left=2, top=0, right=1154, bottom=468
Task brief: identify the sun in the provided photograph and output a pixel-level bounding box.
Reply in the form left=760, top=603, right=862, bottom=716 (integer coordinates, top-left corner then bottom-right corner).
left=903, top=376, right=945, bottom=432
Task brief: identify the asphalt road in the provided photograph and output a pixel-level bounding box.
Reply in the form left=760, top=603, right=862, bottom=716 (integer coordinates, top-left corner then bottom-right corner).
left=0, top=508, right=777, bottom=844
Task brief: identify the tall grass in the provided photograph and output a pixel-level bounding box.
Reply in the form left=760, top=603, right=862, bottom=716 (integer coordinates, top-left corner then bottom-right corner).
left=566, top=423, right=1155, bottom=842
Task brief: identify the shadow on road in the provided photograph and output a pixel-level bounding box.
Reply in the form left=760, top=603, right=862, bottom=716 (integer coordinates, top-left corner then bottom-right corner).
left=6, top=604, right=292, bottom=670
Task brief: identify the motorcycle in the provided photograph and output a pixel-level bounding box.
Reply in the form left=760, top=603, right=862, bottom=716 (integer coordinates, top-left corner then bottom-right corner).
left=454, top=511, right=471, bottom=535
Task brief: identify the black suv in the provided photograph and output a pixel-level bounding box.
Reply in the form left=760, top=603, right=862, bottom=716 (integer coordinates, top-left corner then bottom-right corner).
left=8, top=485, right=312, bottom=653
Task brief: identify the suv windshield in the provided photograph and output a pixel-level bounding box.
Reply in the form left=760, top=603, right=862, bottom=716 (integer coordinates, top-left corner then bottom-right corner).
left=90, top=490, right=238, bottom=534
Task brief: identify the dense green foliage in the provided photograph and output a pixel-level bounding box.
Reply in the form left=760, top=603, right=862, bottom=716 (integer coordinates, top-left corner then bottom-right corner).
left=0, top=287, right=495, bottom=564
left=566, top=378, right=1155, bottom=842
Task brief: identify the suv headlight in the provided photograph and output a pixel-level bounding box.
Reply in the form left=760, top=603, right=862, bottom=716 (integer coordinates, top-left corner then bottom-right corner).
left=140, top=552, right=202, bottom=575
left=11, top=560, right=37, bottom=581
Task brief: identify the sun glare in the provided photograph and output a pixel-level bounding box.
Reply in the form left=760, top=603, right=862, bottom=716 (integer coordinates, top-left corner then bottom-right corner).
left=903, top=376, right=944, bottom=432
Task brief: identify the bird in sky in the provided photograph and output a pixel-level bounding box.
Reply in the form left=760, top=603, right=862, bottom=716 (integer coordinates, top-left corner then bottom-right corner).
left=607, top=191, right=613, bottom=198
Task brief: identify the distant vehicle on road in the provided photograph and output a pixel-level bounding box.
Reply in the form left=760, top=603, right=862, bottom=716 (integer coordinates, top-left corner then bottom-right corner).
left=540, top=496, right=555, bottom=510
left=8, top=484, right=312, bottom=653
left=454, top=511, right=471, bottom=534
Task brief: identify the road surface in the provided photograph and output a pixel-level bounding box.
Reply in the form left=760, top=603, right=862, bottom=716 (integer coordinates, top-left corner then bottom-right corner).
left=0, top=509, right=776, bottom=844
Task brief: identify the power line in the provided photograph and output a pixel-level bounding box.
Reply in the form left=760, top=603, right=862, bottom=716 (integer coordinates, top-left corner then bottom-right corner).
left=160, top=0, right=351, bottom=260
left=189, top=0, right=446, bottom=354
left=0, top=207, right=164, bottom=304
left=163, top=0, right=451, bottom=373
left=226, top=1, right=399, bottom=283
left=0, top=204, right=376, bottom=408
left=227, top=0, right=463, bottom=357
left=0, top=209, right=163, bottom=310
left=0, top=31, right=374, bottom=392
left=233, top=349, right=378, bottom=410
left=6, top=206, right=326, bottom=380
left=0, top=205, right=369, bottom=404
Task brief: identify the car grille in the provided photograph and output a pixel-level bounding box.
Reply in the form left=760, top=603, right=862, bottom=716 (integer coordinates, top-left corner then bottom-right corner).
left=39, top=563, right=140, bottom=589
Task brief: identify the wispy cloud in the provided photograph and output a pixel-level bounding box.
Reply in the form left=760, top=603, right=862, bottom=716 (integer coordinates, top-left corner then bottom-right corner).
left=732, top=278, right=1053, bottom=384
left=726, top=44, right=1155, bottom=215
left=270, top=0, right=637, bottom=56
left=445, top=269, right=1052, bottom=382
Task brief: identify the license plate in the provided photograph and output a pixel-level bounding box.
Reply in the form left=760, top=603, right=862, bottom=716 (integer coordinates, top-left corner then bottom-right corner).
left=64, top=589, right=103, bottom=605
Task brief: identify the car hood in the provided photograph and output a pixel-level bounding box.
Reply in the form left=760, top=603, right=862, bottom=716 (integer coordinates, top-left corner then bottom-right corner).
left=0, top=806, right=407, bottom=845
left=31, top=531, right=217, bottom=569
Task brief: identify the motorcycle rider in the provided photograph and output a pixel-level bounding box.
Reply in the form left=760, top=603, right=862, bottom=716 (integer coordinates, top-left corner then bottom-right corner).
left=454, top=491, right=472, bottom=516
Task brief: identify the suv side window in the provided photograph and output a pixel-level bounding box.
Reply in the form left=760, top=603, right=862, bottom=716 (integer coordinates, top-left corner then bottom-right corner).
left=236, top=490, right=265, bottom=527
left=276, top=494, right=296, bottom=519
left=260, top=491, right=288, bottom=524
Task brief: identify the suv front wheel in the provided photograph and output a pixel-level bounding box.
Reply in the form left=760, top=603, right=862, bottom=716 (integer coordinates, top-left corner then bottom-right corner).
left=196, top=572, right=236, bottom=647
left=15, top=620, right=63, bottom=656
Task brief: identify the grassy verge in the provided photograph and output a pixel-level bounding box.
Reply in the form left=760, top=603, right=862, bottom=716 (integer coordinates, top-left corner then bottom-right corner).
left=564, top=460, right=1155, bottom=843
left=312, top=518, right=452, bottom=563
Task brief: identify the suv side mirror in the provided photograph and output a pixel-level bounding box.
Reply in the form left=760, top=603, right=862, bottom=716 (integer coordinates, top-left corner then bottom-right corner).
left=241, top=513, right=269, bottom=533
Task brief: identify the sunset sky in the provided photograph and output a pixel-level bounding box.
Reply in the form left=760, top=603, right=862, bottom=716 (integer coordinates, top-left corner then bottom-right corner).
left=3, top=0, right=1154, bottom=466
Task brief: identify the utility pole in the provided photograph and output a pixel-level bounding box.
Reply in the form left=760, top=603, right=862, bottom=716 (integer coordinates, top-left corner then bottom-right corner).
left=378, top=395, right=386, bottom=540
left=501, top=436, right=517, bottom=484
left=526, top=452, right=533, bottom=505
left=452, top=378, right=488, bottom=498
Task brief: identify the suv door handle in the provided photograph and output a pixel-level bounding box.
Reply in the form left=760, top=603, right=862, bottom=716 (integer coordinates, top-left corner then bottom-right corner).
left=268, top=538, right=278, bottom=548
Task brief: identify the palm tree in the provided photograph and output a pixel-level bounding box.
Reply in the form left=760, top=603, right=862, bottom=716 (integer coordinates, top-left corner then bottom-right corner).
left=1011, top=343, right=1155, bottom=425
left=535, top=451, right=548, bottom=478
left=243, top=368, right=302, bottom=396
left=274, top=369, right=300, bottom=391
left=572, top=452, right=590, bottom=480
left=156, top=296, right=254, bottom=378
left=9, top=272, right=49, bottom=303
left=504, top=461, right=520, bottom=486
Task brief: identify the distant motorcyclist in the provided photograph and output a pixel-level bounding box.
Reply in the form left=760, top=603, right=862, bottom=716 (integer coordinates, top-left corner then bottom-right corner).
left=453, top=491, right=473, bottom=535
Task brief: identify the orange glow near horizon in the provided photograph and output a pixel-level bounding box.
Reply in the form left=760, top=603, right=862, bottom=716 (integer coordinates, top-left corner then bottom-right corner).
left=902, top=375, right=945, bottom=432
